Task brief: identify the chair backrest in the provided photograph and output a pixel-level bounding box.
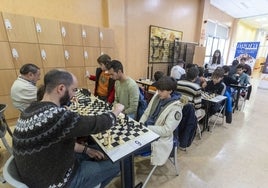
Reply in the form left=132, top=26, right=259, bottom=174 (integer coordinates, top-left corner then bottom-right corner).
left=0, top=104, right=7, bottom=138
left=136, top=87, right=148, bottom=121
left=220, top=82, right=227, bottom=96
left=3, top=156, right=29, bottom=188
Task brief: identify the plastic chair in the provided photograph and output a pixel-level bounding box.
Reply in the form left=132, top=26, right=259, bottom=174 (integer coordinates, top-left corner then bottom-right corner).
left=3, top=155, right=28, bottom=188
left=196, top=113, right=205, bottom=139
left=141, top=127, right=179, bottom=188
left=208, top=83, right=227, bottom=129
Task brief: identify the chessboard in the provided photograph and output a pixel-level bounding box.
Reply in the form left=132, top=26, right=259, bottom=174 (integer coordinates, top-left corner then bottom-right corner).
left=69, top=88, right=160, bottom=162
left=68, top=89, right=112, bottom=115
left=91, top=113, right=159, bottom=162
left=201, top=91, right=227, bottom=103
left=201, top=91, right=216, bottom=100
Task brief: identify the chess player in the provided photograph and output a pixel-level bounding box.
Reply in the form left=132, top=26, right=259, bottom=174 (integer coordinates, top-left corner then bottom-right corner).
left=203, top=67, right=225, bottom=116
left=170, top=59, right=185, bottom=81
left=108, top=60, right=139, bottom=119
left=137, top=76, right=183, bottom=165
left=12, top=69, right=124, bottom=188
left=86, top=54, right=115, bottom=104
left=10, top=63, right=41, bottom=111
left=177, top=66, right=205, bottom=119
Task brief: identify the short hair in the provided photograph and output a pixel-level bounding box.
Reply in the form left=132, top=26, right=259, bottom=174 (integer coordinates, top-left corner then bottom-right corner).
left=37, top=85, right=45, bottom=101
left=222, top=65, right=230, bottom=73
left=153, top=76, right=177, bottom=91
left=236, top=64, right=244, bottom=70
left=185, top=63, right=196, bottom=70
left=240, top=57, right=247, bottom=61
left=232, top=59, right=239, bottom=66
left=20, top=64, right=40, bottom=75
left=108, top=60, right=124, bottom=73
left=154, top=71, right=164, bottom=81
left=44, top=69, right=73, bottom=93
left=177, top=59, right=185, bottom=65
left=211, top=67, right=224, bottom=79
left=97, top=54, right=111, bottom=67
left=197, top=66, right=204, bottom=77
left=186, top=67, right=199, bottom=81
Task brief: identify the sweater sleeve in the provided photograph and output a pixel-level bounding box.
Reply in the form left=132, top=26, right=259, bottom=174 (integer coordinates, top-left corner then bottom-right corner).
left=124, top=83, right=139, bottom=115
left=68, top=111, right=117, bottom=137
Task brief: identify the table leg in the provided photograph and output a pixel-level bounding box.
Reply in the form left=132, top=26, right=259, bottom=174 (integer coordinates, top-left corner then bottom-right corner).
left=120, top=155, right=134, bottom=188
left=235, top=88, right=241, bottom=111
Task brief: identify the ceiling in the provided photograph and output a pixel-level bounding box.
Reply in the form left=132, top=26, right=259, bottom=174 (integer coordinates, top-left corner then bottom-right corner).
left=210, top=0, right=268, bottom=31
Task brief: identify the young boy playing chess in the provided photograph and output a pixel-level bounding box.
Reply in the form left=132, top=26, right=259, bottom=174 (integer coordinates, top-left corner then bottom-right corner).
left=136, top=76, right=183, bottom=165
left=203, top=67, right=225, bottom=116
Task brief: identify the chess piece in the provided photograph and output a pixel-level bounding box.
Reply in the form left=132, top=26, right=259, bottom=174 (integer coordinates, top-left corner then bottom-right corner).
left=103, top=136, right=108, bottom=146
left=97, top=133, right=102, bottom=139
left=119, top=136, right=124, bottom=144
left=139, top=122, right=143, bottom=129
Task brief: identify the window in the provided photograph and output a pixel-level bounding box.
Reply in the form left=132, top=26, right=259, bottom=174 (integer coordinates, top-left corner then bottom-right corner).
left=204, top=20, right=229, bottom=65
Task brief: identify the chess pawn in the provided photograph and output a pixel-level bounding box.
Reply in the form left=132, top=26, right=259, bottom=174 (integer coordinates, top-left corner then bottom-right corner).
left=103, top=136, right=108, bottom=146
left=139, top=122, right=143, bottom=129
left=97, top=133, right=102, bottom=139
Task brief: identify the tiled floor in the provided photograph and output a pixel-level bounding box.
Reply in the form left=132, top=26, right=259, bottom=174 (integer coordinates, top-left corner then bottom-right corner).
left=1, top=71, right=268, bottom=188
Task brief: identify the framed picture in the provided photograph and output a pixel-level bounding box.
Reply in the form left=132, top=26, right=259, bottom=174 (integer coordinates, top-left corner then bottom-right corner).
left=149, top=25, right=183, bottom=63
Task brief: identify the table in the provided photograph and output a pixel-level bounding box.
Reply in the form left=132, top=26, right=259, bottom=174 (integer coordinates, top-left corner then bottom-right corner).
left=71, top=89, right=160, bottom=188
left=136, top=79, right=153, bottom=92
left=229, top=84, right=249, bottom=112
left=201, top=94, right=227, bottom=132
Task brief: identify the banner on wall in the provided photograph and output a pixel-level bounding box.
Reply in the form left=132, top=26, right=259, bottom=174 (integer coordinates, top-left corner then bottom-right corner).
left=234, top=42, right=260, bottom=70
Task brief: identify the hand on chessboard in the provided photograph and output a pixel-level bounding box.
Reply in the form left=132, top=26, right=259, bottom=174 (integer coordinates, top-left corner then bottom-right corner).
left=112, top=103, right=124, bottom=117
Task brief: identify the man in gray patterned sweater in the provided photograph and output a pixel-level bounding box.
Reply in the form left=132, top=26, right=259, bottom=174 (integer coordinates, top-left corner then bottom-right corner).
left=12, top=69, right=124, bottom=188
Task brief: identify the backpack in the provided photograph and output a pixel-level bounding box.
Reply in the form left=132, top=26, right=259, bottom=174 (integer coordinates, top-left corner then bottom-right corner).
left=136, top=87, right=148, bottom=121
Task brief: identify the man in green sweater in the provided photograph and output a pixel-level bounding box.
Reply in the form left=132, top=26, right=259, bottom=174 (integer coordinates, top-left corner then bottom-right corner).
left=108, top=60, right=139, bottom=119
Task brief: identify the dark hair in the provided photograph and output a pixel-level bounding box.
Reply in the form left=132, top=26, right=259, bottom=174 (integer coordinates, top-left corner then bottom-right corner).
left=153, top=76, right=177, bottom=91
left=236, top=64, right=244, bottom=70
left=154, top=71, right=164, bottom=81
left=240, top=57, right=247, bottom=61
left=177, top=59, right=185, bottom=65
left=20, top=64, right=40, bottom=75
left=44, top=69, right=73, bottom=93
left=97, top=54, right=111, bottom=67
left=37, top=85, right=45, bottom=101
left=108, top=60, right=124, bottom=73
left=211, top=50, right=222, bottom=65
left=211, top=67, right=224, bottom=78
left=185, top=63, right=196, bottom=71
left=232, top=59, right=239, bottom=66
left=197, top=66, right=204, bottom=77
left=222, top=65, right=230, bottom=73
left=186, top=67, right=199, bottom=81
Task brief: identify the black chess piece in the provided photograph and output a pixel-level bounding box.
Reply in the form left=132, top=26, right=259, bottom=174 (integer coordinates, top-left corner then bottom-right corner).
left=139, top=122, right=143, bottom=129
left=80, top=88, right=91, bottom=97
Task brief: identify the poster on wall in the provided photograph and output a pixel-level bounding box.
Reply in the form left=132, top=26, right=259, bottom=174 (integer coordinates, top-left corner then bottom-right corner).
left=234, top=42, right=260, bottom=70
left=149, top=25, right=183, bottom=63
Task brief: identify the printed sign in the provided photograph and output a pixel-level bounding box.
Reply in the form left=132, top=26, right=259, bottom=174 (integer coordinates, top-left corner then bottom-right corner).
left=234, top=42, right=260, bottom=70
